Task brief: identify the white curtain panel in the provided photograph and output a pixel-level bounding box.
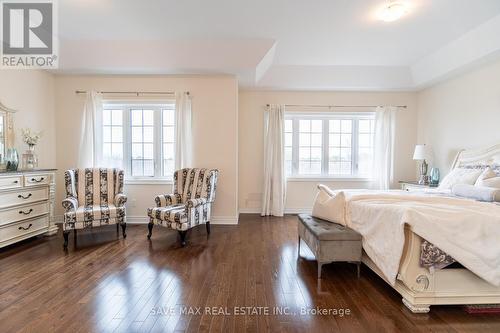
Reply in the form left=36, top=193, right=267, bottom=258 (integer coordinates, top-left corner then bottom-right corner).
left=261, top=104, right=286, bottom=217
left=77, top=91, right=102, bottom=168
left=373, top=106, right=397, bottom=190
left=175, top=92, right=193, bottom=170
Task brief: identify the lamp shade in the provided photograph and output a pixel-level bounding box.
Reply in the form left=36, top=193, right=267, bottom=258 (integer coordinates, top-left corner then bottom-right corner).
left=413, top=144, right=431, bottom=160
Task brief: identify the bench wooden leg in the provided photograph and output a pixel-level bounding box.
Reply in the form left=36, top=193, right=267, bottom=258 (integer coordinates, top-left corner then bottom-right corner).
left=298, top=235, right=301, bottom=258
left=205, top=221, right=210, bottom=235
left=357, top=262, right=361, bottom=278
left=63, top=231, right=70, bottom=249
left=179, top=230, right=187, bottom=247
left=318, top=262, right=324, bottom=279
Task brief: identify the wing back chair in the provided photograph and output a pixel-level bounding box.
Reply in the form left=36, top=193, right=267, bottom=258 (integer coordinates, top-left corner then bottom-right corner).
left=61, top=168, right=127, bottom=249
left=147, top=168, right=219, bottom=246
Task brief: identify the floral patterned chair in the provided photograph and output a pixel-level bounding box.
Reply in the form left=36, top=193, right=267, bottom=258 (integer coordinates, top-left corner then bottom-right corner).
left=147, top=168, right=219, bottom=246
left=61, top=168, right=127, bottom=249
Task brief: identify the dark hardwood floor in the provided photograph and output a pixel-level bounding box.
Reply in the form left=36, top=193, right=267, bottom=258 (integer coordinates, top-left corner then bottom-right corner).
left=1, top=214, right=500, bottom=333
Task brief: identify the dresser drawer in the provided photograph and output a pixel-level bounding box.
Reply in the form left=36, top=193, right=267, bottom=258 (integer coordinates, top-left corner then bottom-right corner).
left=0, top=216, right=49, bottom=245
left=24, top=173, right=50, bottom=187
left=0, top=202, right=49, bottom=227
left=0, top=175, right=23, bottom=189
left=0, top=187, right=49, bottom=209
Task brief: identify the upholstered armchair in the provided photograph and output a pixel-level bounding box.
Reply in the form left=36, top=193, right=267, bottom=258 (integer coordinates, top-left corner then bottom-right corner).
left=147, top=168, right=219, bottom=246
left=62, top=168, right=127, bottom=249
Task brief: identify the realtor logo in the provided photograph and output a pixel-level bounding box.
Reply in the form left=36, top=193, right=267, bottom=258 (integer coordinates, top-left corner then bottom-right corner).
left=1, top=0, right=58, bottom=68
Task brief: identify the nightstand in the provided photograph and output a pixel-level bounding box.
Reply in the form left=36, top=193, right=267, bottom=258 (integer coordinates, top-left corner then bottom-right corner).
left=399, top=181, right=438, bottom=191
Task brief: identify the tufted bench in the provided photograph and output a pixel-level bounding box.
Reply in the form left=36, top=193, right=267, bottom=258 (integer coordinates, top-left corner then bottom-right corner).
left=297, top=214, right=362, bottom=279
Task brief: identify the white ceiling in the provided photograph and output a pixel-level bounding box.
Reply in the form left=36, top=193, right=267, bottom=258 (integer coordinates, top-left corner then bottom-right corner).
left=55, top=0, right=500, bottom=90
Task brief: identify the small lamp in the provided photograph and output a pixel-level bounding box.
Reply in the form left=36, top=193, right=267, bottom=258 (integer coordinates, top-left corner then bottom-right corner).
left=413, top=144, right=431, bottom=184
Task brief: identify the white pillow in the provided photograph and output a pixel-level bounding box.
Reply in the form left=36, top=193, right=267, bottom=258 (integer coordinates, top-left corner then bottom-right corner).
left=452, top=184, right=500, bottom=202
left=311, top=184, right=346, bottom=225
left=438, top=168, right=483, bottom=190
left=475, top=167, right=500, bottom=189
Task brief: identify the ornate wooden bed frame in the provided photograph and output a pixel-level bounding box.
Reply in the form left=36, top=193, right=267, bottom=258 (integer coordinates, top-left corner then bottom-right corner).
left=362, top=143, right=500, bottom=313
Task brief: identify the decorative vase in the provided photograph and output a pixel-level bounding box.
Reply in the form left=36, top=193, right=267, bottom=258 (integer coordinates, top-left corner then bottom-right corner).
left=22, top=144, right=38, bottom=169
left=430, top=167, right=440, bottom=186
left=6, top=148, right=19, bottom=171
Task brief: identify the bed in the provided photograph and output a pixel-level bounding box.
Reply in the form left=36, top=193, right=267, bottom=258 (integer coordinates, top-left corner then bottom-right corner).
left=348, top=143, right=500, bottom=313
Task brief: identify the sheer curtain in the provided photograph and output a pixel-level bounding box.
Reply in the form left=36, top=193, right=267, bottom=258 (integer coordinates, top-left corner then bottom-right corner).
left=78, top=91, right=102, bottom=168
left=373, top=106, right=397, bottom=190
left=175, top=92, right=193, bottom=170
left=261, top=104, right=286, bottom=216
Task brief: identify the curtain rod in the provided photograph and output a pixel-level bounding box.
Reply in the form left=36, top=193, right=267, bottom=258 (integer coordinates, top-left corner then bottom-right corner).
left=75, top=90, right=188, bottom=96
left=266, top=104, right=407, bottom=108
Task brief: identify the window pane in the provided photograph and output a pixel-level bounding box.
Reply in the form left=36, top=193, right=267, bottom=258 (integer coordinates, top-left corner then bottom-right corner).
left=340, top=134, right=351, bottom=147
left=131, top=110, right=142, bottom=126
left=299, top=147, right=310, bottom=159
left=163, top=109, right=175, bottom=126
left=311, top=147, right=322, bottom=160
left=359, top=119, right=370, bottom=133
left=330, top=120, right=340, bottom=132
left=103, top=127, right=111, bottom=142
left=111, top=127, right=122, bottom=142
left=311, top=120, right=322, bottom=132
left=144, top=143, right=154, bottom=159
left=329, top=147, right=340, bottom=161
left=143, top=110, right=154, bottom=126
left=103, top=143, right=111, bottom=158
left=311, top=133, right=322, bottom=146
left=143, top=127, right=154, bottom=143
left=285, top=119, right=293, bottom=132
left=132, top=143, right=143, bottom=159
left=340, top=148, right=351, bottom=161
left=299, top=120, right=310, bottom=132
left=341, top=120, right=352, bottom=132
left=111, top=143, right=123, bottom=159
left=341, top=162, right=352, bottom=174
left=163, top=159, right=174, bottom=177
left=112, top=110, right=122, bottom=125
left=132, top=160, right=143, bottom=176
left=132, top=127, right=142, bottom=142
left=163, top=143, right=174, bottom=159
left=143, top=160, right=154, bottom=176
left=103, top=110, right=111, bottom=125
left=329, top=162, right=341, bottom=174
left=299, top=133, right=310, bottom=146
left=163, top=127, right=174, bottom=142
left=285, top=133, right=292, bottom=147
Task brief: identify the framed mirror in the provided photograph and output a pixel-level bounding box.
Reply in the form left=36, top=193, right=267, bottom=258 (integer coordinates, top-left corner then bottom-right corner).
left=0, top=101, right=16, bottom=167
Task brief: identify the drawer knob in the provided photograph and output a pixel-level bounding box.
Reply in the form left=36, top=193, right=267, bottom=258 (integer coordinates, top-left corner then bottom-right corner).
left=19, top=209, right=33, bottom=215
left=13, top=180, right=18, bottom=184
left=18, top=193, right=33, bottom=199
left=18, top=223, right=33, bottom=231
left=31, top=177, right=45, bottom=183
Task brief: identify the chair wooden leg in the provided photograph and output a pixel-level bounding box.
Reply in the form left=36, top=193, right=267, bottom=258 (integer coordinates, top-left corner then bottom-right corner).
left=179, top=230, right=187, bottom=247
left=63, top=231, right=70, bottom=249
left=116, top=223, right=119, bottom=235
left=147, top=222, right=153, bottom=239
left=205, top=221, right=211, bottom=235
left=121, top=223, right=127, bottom=238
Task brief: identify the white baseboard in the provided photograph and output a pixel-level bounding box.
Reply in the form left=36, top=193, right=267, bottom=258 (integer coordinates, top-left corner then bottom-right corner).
left=239, top=207, right=312, bottom=215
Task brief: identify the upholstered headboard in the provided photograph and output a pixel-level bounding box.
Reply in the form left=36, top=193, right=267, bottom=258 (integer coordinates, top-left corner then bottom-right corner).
left=451, top=143, right=500, bottom=170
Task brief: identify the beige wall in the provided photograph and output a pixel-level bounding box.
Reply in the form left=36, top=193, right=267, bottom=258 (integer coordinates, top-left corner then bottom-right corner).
left=54, top=75, right=239, bottom=223
left=417, top=59, right=500, bottom=174
left=0, top=70, right=56, bottom=168
left=239, top=90, right=418, bottom=213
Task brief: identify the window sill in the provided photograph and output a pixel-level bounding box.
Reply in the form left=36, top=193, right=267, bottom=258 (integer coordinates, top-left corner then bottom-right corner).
left=286, top=176, right=374, bottom=182
left=124, top=178, right=173, bottom=185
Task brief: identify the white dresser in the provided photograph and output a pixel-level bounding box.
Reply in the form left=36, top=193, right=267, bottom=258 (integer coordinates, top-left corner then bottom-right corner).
left=0, top=169, right=57, bottom=248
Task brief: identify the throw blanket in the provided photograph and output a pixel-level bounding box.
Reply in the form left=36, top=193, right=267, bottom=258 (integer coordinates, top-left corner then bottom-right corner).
left=342, top=192, right=500, bottom=286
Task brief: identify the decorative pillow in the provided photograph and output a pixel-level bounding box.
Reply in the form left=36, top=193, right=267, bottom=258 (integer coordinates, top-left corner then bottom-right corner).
left=438, top=168, right=483, bottom=190
left=475, top=167, right=500, bottom=189
left=311, top=184, right=346, bottom=225
left=452, top=184, right=500, bottom=202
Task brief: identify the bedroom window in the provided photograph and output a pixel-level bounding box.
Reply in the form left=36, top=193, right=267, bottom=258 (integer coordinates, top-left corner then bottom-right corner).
left=285, top=113, right=374, bottom=178
left=99, top=102, right=175, bottom=181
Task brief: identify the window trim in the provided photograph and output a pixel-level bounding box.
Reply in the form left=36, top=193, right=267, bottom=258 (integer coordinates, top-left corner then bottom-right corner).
left=285, top=112, right=375, bottom=180
left=101, top=100, right=176, bottom=183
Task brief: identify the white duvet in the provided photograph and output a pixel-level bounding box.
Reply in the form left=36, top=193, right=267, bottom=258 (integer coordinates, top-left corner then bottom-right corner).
left=338, top=190, right=500, bottom=287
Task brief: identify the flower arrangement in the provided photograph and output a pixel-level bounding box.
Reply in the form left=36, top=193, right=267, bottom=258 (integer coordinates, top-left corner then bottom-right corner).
left=21, top=128, right=42, bottom=147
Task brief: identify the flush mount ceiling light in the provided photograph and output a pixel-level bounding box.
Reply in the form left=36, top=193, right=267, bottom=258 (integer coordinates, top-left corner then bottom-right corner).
left=378, top=1, right=408, bottom=22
